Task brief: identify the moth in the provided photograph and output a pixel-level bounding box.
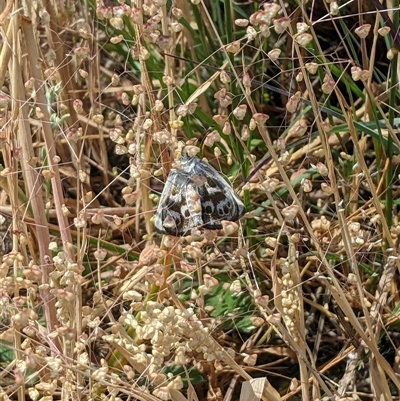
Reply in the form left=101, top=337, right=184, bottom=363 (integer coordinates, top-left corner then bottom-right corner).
left=154, top=155, right=245, bottom=236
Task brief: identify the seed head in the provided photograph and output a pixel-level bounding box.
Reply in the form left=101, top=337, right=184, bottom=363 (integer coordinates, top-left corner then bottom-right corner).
left=305, top=62, right=318, bottom=74
left=378, top=26, right=391, bottom=36
left=273, top=17, right=290, bottom=34
left=355, top=24, right=371, bottom=39
left=235, top=19, right=249, bottom=27
left=295, top=32, right=313, bottom=47
left=268, top=48, right=281, bottom=61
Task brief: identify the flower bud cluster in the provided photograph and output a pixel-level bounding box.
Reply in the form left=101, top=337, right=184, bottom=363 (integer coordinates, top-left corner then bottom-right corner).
left=0, top=254, right=37, bottom=343
left=118, top=302, right=225, bottom=376
left=348, top=221, right=366, bottom=247
left=0, top=248, right=88, bottom=385
left=311, top=216, right=337, bottom=249
left=50, top=252, right=83, bottom=325
left=279, top=255, right=300, bottom=342
left=96, top=0, right=182, bottom=50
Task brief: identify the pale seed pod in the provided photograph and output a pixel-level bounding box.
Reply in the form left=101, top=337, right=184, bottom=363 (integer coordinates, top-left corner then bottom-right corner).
left=290, top=378, right=299, bottom=391
left=222, top=121, right=231, bottom=135
left=305, top=62, right=318, bottom=74
left=73, top=99, right=83, bottom=114
left=233, top=104, right=247, bottom=120
left=252, top=113, right=269, bottom=124
left=330, top=1, right=339, bottom=15
left=235, top=19, right=249, bottom=27
left=139, top=47, right=150, bottom=60
left=321, top=121, right=332, bottom=132
left=94, top=248, right=107, bottom=261
left=162, top=75, right=174, bottom=85
left=287, top=118, right=307, bottom=138
left=387, top=48, right=395, bottom=60
left=265, top=237, right=277, bottom=247
left=62, top=204, right=71, bottom=217
left=378, top=26, right=391, bottom=36
left=176, top=104, right=189, bottom=117
left=296, top=22, right=309, bottom=33
left=243, top=354, right=257, bottom=366
left=351, top=66, right=362, bottom=81
left=259, top=24, right=270, bottom=37
left=321, top=77, right=335, bottom=94
left=111, top=73, right=120, bottom=86
left=355, top=24, right=371, bottom=39
left=241, top=125, right=249, bottom=140
left=349, top=221, right=361, bottom=233
left=91, top=210, right=103, bottom=224
left=243, top=73, right=251, bottom=88
left=170, top=22, right=182, bottom=33
left=222, top=221, right=239, bottom=235
left=295, top=33, right=313, bottom=46
left=273, top=17, right=290, bottom=34
left=185, top=146, right=200, bottom=157
left=316, top=162, right=329, bottom=176
left=35, top=107, right=45, bottom=119
left=263, top=3, right=281, bottom=20
left=321, top=182, right=334, bottom=194
left=171, top=7, right=183, bottom=19
left=286, top=91, right=301, bottom=113
left=110, top=17, right=124, bottom=30
left=249, top=10, right=264, bottom=26
left=213, top=114, right=228, bottom=126
left=282, top=205, right=299, bottom=220
left=131, top=94, right=138, bottom=106
left=220, top=70, right=231, bottom=84
left=229, top=280, right=242, bottom=293
left=155, top=99, right=164, bottom=112
left=226, top=41, right=240, bottom=53
left=261, top=177, right=279, bottom=192
left=296, top=72, right=303, bottom=82
left=203, top=274, right=219, bottom=289
left=74, top=214, right=87, bottom=228
left=169, top=119, right=183, bottom=129
left=302, top=178, right=312, bottom=192
left=214, top=147, right=222, bottom=157
left=92, top=114, right=104, bottom=125
left=268, top=48, right=281, bottom=61
left=110, top=35, right=123, bottom=44
left=24, top=77, right=35, bottom=89
left=121, top=92, right=130, bottom=105
left=130, top=7, right=142, bottom=24
left=246, top=26, right=258, bottom=41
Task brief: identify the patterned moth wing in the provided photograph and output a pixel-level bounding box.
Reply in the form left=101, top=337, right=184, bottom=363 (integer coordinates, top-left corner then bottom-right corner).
left=154, top=169, right=202, bottom=236
left=154, top=156, right=245, bottom=236
left=183, top=157, right=245, bottom=229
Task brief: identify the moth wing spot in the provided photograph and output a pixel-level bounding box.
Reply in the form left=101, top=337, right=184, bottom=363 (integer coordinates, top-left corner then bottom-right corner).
left=202, top=200, right=215, bottom=214
left=182, top=207, right=191, bottom=218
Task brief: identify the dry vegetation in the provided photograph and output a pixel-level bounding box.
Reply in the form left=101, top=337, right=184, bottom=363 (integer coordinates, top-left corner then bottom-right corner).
left=1, top=0, right=400, bottom=400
